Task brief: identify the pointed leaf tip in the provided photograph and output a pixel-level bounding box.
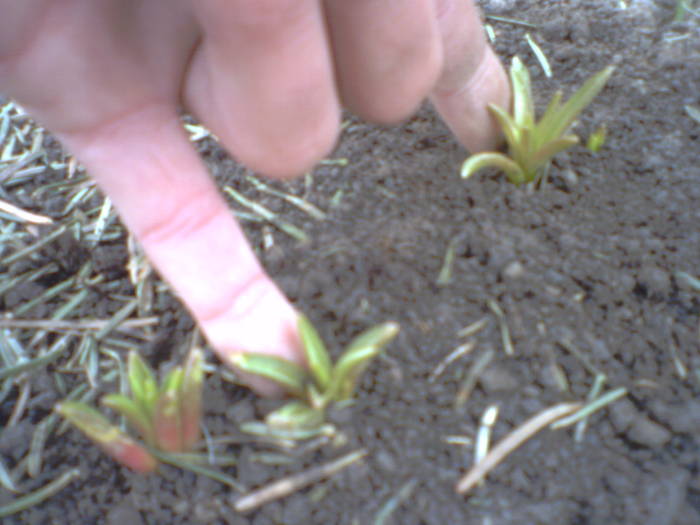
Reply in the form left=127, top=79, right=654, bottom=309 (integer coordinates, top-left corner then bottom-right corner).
left=329, top=322, right=400, bottom=402
left=229, top=352, right=308, bottom=398
left=298, top=313, right=333, bottom=392
left=56, top=402, right=157, bottom=473
left=102, top=393, right=155, bottom=446
left=127, top=351, right=158, bottom=417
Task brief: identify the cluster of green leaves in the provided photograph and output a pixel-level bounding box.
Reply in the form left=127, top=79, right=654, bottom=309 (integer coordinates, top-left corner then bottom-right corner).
left=230, top=314, right=399, bottom=437
left=461, top=56, right=614, bottom=186
left=56, top=348, right=203, bottom=473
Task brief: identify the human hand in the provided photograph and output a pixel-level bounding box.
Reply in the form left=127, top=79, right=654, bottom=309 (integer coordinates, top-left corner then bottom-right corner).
left=0, top=1, right=508, bottom=394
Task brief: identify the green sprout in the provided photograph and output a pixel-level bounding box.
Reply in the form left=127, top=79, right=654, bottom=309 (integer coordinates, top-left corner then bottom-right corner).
left=586, top=123, right=607, bottom=153
left=56, top=348, right=203, bottom=472
left=461, top=56, right=614, bottom=186
left=230, top=314, right=399, bottom=437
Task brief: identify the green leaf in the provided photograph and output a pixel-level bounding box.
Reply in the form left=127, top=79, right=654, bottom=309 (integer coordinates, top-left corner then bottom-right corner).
left=127, top=351, right=158, bottom=417
left=298, top=314, right=333, bottom=391
left=537, top=90, right=563, bottom=132
left=487, top=103, right=522, bottom=153
left=240, top=420, right=334, bottom=441
left=510, top=56, right=535, bottom=130
left=180, top=348, right=204, bottom=451
left=229, top=353, right=308, bottom=398
left=265, top=400, right=324, bottom=431
left=516, top=125, right=535, bottom=175
left=461, top=152, right=526, bottom=185
left=329, top=322, right=399, bottom=402
left=160, top=366, right=184, bottom=396
left=530, top=135, right=579, bottom=167
left=154, top=367, right=184, bottom=452
left=55, top=401, right=157, bottom=473
left=536, top=66, right=614, bottom=149
left=102, top=393, right=155, bottom=446
left=586, top=124, right=607, bottom=152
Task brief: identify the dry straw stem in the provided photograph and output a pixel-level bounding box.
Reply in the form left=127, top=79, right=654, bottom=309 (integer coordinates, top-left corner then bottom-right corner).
left=454, top=348, right=495, bottom=408
left=550, top=387, right=627, bottom=430
left=487, top=299, right=514, bottom=356
left=0, top=317, right=158, bottom=334
left=455, top=402, right=581, bottom=495
left=0, top=468, right=81, bottom=518
left=0, top=198, right=52, bottom=224
left=429, top=340, right=475, bottom=382
left=456, top=317, right=489, bottom=338
left=234, top=448, right=368, bottom=513
left=374, top=478, right=418, bottom=525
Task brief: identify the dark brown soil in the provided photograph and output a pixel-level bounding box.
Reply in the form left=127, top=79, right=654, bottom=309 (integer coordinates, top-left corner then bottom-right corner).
left=2, top=1, right=700, bottom=524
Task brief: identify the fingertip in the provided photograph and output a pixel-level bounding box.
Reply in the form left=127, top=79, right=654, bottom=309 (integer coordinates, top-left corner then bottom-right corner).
left=185, top=1, right=341, bottom=180
left=347, top=42, right=442, bottom=126
left=432, top=45, right=510, bottom=153
left=326, top=0, right=443, bottom=126
left=234, top=107, right=341, bottom=180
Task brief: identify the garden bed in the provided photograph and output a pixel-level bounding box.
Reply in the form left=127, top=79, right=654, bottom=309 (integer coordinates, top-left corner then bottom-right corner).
left=1, top=1, right=699, bottom=523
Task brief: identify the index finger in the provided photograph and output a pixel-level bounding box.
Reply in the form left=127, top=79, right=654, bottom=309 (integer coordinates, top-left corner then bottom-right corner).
left=430, top=0, right=510, bottom=152
left=61, top=105, right=303, bottom=395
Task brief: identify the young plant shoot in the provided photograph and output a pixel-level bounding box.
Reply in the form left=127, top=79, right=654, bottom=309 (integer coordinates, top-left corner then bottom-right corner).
left=56, top=347, right=204, bottom=472
left=230, top=314, right=399, bottom=436
left=461, top=56, right=614, bottom=186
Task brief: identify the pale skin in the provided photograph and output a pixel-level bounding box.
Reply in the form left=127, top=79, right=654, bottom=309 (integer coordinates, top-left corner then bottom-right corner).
left=0, top=0, right=509, bottom=394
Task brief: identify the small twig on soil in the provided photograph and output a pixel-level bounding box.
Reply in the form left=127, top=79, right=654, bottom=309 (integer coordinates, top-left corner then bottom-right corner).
left=0, top=150, right=43, bottom=182
left=485, top=14, right=537, bottom=29
left=455, top=403, right=580, bottom=495
left=29, top=380, right=98, bottom=477
left=245, top=175, right=327, bottom=220
left=233, top=448, right=368, bottom=513
left=318, top=158, right=348, bottom=166
left=373, top=478, right=418, bottom=525
left=550, top=387, right=627, bottom=431
left=224, top=186, right=308, bottom=242
left=0, top=198, right=52, bottom=224
left=487, top=299, right=514, bottom=356
left=429, top=340, right=475, bottom=382
left=556, top=336, right=602, bottom=378
left=0, top=457, right=17, bottom=492
left=0, top=264, right=58, bottom=297
left=442, top=435, right=473, bottom=447
left=675, top=270, right=700, bottom=292
left=475, top=405, right=500, bottom=464
left=0, top=224, right=67, bottom=266
left=573, top=374, right=606, bottom=442
left=436, top=238, right=458, bottom=286
left=93, top=299, right=139, bottom=341
left=151, top=450, right=246, bottom=493
left=7, top=377, right=30, bottom=427
left=455, top=348, right=495, bottom=408
left=14, top=277, right=76, bottom=317
left=456, top=317, right=489, bottom=339
left=525, top=33, right=552, bottom=78
left=685, top=105, right=700, bottom=125
left=0, top=468, right=81, bottom=518
left=667, top=338, right=688, bottom=379
left=0, top=334, right=70, bottom=381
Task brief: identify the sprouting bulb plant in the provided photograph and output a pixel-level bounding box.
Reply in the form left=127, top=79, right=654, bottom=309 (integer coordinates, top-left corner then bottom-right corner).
left=56, top=348, right=203, bottom=473
left=461, top=56, right=614, bottom=186
left=230, top=314, right=399, bottom=436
